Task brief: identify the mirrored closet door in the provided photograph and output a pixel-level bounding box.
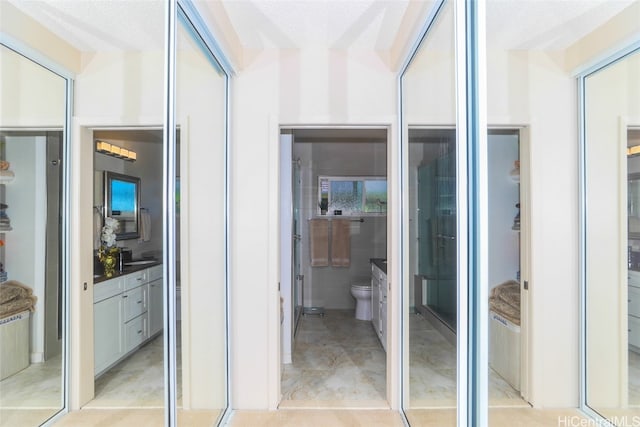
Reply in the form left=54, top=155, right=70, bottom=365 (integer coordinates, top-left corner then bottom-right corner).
left=401, top=1, right=458, bottom=424
left=583, top=46, right=640, bottom=423
left=0, top=43, right=69, bottom=427
left=174, top=5, right=230, bottom=424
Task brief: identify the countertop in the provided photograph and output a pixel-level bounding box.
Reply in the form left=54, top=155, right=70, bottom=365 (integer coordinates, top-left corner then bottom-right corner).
left=371, top=258, right=387, bottom=274
left=94, top=260, right=162, bottom=284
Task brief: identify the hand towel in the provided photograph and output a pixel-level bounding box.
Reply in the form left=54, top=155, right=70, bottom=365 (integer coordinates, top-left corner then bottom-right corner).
left=331, top=219, right=351, bottom=267
left=139, top=209, right=151, bottom=242
left=309, top=219, right=329, bottom=267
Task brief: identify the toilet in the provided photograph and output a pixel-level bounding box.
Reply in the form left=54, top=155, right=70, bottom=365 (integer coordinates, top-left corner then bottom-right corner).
left=350, top=278, right=372, bottom=321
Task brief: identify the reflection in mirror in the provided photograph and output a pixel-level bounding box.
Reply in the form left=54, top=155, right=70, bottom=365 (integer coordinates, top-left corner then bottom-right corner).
left=584, top=48, right=640, bottom=422
left=485, top=129, right=529, bottom=408
left=91, top=128, right=164, bottom=408
left=176, top=9, right=229, bottom=424
left=0, top=44, right=67, bottom=426
left=105, top=171, right=141, bottom=240
left=402, top=2, right=457, bottom=424
left=78, top=0, right=166, bottom=412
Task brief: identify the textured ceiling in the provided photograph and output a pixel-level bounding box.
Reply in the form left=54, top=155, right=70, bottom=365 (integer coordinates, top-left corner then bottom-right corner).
left=214, top=0, right=417, bottom=50
left=5, top=0, right=637, bottom=53
left=6, top=0, right=166, bottom=52
left=486, top=0, right=636, bottom=50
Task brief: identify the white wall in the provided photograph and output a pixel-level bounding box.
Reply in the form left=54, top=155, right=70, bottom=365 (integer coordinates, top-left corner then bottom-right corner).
left=0, top=44, right=66, bottom=128
left=75, top=51, right=165, bottom=124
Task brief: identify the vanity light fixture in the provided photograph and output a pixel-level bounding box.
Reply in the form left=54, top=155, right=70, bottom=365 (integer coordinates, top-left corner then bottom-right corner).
left=628, top=145, right=640, bottom=157
left=95, top=140, right=137, bottom=162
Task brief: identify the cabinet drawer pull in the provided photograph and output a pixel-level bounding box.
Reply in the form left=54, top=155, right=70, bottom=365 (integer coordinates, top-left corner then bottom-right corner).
left=137, top=330, right=143, bottom=334
left=137, top=300, right=142, bottom=304
left=122, top=295, right=128, bottom=298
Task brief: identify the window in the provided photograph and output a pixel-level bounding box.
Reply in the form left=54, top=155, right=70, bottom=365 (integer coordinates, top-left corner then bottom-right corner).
left=318, top=176, right=387, bottom=216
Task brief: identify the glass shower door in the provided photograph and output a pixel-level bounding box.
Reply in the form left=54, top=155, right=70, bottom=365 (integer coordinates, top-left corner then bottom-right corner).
left=417, top=141, right=457, bottom=331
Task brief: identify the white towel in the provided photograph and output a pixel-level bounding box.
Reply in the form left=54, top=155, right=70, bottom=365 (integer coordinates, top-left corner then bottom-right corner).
left=93, top=209, right=102, bottom=249
left=139, top=209, right=151, bottom=242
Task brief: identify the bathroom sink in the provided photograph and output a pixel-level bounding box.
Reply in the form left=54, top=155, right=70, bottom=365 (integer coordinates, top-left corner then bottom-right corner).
left=125, top=260, right=157, bottom=266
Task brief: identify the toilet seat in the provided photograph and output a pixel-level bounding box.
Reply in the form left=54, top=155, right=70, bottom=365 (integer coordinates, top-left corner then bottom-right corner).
left=351, top=283, right=371, bottom=291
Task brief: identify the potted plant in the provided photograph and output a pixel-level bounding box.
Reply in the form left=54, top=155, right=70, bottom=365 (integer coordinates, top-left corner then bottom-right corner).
left=98, top=217, right=120, bottom=278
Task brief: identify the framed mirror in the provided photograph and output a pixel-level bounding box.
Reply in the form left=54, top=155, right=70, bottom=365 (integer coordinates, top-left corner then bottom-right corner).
left=104, top=171, right=140, bottom=240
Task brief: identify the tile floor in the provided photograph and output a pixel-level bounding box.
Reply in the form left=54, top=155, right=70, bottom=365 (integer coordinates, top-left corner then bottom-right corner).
left=280, top=309, right=526, bottom=409
left=409, top=312, right=527, bottom=408
left=84, top=335, right=178, bottom=408
left=0, top=354, right=62, bottom=427
left=280, top=309, right=387, bottom=407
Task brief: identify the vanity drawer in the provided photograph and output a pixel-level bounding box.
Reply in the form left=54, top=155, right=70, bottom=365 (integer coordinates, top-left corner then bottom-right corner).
left=123, top=285, right=148, bottom=322
left=630, top=286, right=640, bottom=318
left=124, top=314, right=147, bottom=353
left=148, top=265, right=162, bottom=281
left=124, top=270, right=147, bottom=290
left=630, top=315, right=640, bottom=348
left=94, top=277, right=124, bottom=303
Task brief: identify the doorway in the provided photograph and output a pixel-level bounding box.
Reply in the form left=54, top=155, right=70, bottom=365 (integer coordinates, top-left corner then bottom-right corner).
left=0, top=130, right=65, bottom=423
left=87, top=127, right=168, bottom=408
left=279, top=127, right=389, bottom=406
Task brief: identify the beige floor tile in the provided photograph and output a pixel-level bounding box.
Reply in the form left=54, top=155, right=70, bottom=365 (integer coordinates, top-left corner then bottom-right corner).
left=406, top=408, right=589, bottom=426
left=52, top=408, right=164, bottom=426
left=231, top=407, right=589, bottom=427
left=281, top=310, right=386, bottom=403
left=0, top=409, right=62, bottom=427
left=229, top=409, right=405, bottom=427
left=52, top=408, right=222, bottom=427
left=488, top=408, right=588, bottom=427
